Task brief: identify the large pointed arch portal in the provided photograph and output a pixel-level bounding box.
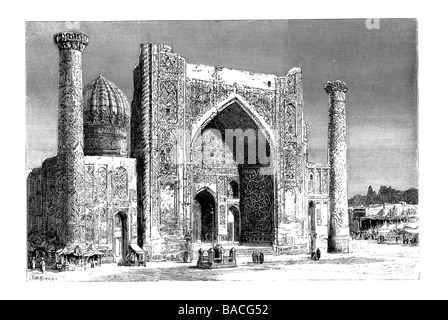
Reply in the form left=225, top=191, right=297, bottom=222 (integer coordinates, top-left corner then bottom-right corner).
left=190, top=94, right=276, bottom=244
left=191, top=94, right=276, bottom=153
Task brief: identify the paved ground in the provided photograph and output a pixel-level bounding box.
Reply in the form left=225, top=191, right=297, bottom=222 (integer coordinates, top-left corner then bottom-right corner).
left=26, top=240, right=419, bottom=282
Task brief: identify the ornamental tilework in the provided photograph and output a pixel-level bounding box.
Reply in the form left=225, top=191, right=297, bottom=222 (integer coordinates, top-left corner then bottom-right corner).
left=160, top=80, right=178, bottom=124
left=114, top=166, right=128, bottom=200
left=85, top=165, right=94, bottom=203
left=160, top=52, right=178, bottom=73
left=241, top=168, right=274, bottom=242
left=54, top=32, right=87, bottom=245
left=97, top=166, right=107, bottom=200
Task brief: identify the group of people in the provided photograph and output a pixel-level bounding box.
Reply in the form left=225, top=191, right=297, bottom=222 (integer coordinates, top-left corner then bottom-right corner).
left=351, top=229, right=378, bottom=240
left=352, top=229, right=418, bottom=245
left=29, top=256, right=46, bottom=273
left=402, top=234, right=418, bottom=244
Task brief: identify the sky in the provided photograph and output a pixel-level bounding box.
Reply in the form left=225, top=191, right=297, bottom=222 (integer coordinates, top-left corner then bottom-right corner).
left=25, top=19, right=418, bottom=197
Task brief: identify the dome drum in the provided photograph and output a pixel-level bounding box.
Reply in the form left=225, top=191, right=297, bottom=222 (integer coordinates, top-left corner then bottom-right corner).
left=84, top=125, right=128, bottom=156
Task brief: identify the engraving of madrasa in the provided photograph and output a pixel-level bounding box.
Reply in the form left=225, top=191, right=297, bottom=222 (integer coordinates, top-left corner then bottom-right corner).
left=27, top=31, right=351, bottom=262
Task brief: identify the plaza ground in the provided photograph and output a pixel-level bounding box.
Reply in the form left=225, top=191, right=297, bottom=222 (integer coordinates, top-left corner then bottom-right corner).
left=26, top=239, right=419, bottom=282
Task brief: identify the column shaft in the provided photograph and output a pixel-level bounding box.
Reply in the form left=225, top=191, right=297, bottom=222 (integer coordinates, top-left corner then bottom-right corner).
left=325, top=80, right=350, bottom=253
left=54, top=31, right=89, bottom=245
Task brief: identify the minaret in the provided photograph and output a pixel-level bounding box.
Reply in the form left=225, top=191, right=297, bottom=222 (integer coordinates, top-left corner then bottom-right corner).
left=54, top=31, right=89, bottom=245
left=325, top=80, right=351, bottom=253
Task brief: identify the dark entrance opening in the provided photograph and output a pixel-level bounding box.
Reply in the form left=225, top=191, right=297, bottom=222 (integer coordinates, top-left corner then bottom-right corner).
left=228, top=205, right=240, bottom=242
left=308, top=201, right=316, bottom=253
left=229, top=180, right=239, bottom=199
left=114, top=212, right=127, bottom=261
left=194, top=189, right=217, bottom=242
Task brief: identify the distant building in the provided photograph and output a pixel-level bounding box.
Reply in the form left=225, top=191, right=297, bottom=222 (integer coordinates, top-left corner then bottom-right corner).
left=349, top=203, right=418, bottom=232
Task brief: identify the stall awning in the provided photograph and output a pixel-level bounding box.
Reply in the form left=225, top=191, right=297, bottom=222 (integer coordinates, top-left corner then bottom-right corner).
left=405, top=222, right=419, bottom=229
left=71, top=245, right=84, bottom=256
left=56, top=246, right=69, bottom=255
left=396, top=223, right=406, bottom=230
left=379, top=224, right=389, bottom=230
left=129, top=244, right=145, bottom=254
left=56, top=245, right=85, bottom=256
left=403, top=223, right=419, bottom=234
left=86, top=244, right=104, bottom=256
left=361, top=214, right=418, bottom=221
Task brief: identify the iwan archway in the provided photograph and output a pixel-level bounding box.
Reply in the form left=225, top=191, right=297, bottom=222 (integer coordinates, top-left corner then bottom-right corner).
left=190, top=96, right=277, bottom=244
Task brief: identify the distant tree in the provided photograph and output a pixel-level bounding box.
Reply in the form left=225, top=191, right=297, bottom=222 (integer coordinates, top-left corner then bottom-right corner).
left=349, top=186, right=418, bottom=206
left=348, top=194, right=367, bottom=207
left=376, top=185, right=400, bottom=204
left=366, top=186, right=377, bottom=206
left=403, top=188, right=418, bottom=204
left=388, top=186, right=398, bottom=203
left=395, top=190, right=404, bottom=203
left=377, top=185, right=388, bottom=204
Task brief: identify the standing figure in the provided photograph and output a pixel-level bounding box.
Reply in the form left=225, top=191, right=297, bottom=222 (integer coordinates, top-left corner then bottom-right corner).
left=40, top=257, right=46, bottom=274
left=315, top=248, right=321, bottom=260
left=31, top=257, right=36, bottom=270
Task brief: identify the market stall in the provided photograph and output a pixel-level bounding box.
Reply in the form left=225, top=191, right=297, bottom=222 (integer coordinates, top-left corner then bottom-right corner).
left=377, top=223, right=391, bottom=242
left=403, top=223, right=419, bottom=244
left=84, top=244, right=104, bottom=267
left=126, top=244, right=146, bottom=266
left=56, top=245, right=85, bottom=271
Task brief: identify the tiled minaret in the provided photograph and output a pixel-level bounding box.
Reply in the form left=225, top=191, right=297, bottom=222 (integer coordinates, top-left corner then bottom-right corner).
left=54, top=31, right=89, bottom=245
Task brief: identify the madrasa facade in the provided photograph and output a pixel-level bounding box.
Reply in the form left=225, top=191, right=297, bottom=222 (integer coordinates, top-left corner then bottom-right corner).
left=27, top=31, right=351, bottom=262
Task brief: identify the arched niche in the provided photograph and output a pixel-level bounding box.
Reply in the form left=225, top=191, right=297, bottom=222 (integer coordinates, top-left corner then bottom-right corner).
left=194, top=188, right=217, bottom=242
left=113, top=211, right=128, bottom=261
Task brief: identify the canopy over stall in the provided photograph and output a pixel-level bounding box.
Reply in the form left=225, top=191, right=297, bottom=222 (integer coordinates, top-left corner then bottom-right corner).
left=56, top=244, right=105, bottom=270
left=86, top=244, right=105, bottom=256
left=56, top=245, right=83, bottom=256
left=83, top=244, right=104, bottom=267
left=378, top=223, right=391, bottom=234
left=129, top=244, right=144, bottom=254
left=126, top=244, right=146, bottom=266
left=403, top=222, right=419, bottom=234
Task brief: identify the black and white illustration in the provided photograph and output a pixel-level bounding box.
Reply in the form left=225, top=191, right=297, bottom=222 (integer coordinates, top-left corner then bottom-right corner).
left=25, top=19, right=418, bottom=282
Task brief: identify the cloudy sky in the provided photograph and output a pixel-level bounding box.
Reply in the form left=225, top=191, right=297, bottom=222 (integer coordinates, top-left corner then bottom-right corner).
left=25, top=19, right=418, bottom=197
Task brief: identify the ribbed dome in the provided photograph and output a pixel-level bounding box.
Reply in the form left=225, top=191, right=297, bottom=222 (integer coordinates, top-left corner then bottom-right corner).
left=83, top=74, right=130, bottom=156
